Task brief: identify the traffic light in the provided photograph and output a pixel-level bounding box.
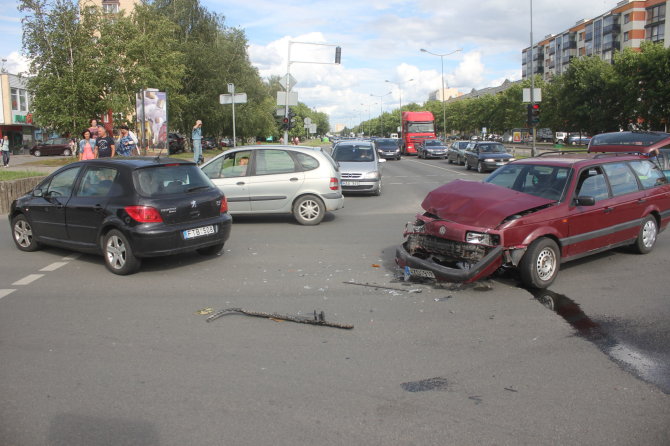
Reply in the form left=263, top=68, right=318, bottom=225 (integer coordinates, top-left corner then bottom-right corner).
left=282, top=117, right=289, bottom=130
left=530, top=103, right=540, bottom=125
left=287, top=108, right=297, bottom=130
left=335, top=46, right=341, bottom=64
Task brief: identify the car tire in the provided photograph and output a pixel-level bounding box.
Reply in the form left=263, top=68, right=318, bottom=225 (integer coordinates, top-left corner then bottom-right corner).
left=33, top=150, right=41, bottom=157
left=373, top=180, right=382, bottom=196
left=557, top=139, right=564, bottom=145
left=477, top=162, right=485, bottom=173
left=447, top=157, right=453, bottom=164
left=11, top=214, right=42, bottom=252
left=197, top=243, right=225, bottom=256
left=102, top=229, right=141, bottom=275
left=632, top=215, right=658, bottom=254
left=293, top=194, right=325, bottom=226
left=464, top=158, right=471, bottom=170
left=396, top=155, right=401, bottom=161
left=63, top=149, right=71, bottom=156
left=519, top=238, right=560, bottom=289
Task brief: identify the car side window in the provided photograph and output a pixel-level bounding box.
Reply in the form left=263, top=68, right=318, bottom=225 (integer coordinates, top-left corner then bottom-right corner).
left=44, top=167, right=81, bottom=198
left=629, top=160, right=667, bottom=189
left=602, top=162, right=640, bottom=196
left=77, top=167, right=119, bottom=197
left=576, top=167, right=609, bottom=202
left=255, top=150, right=297, bottom=175
left=202, top=151, right=251, bottom=179
left=294, top=152, right=320, bottom=171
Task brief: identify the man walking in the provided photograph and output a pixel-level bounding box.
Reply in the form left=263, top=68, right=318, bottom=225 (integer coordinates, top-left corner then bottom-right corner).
left=1, top=135, right=9, bottom=167
left=192, top=119, right=203, bottom=164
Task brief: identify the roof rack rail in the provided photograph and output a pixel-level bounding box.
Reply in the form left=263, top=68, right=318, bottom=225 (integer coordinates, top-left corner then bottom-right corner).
left=593, top=151, right=648, bottom=158
left=536, top=150, right=589, bottom=157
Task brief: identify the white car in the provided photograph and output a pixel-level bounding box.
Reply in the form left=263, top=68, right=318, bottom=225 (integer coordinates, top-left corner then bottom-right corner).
left=200, top=145, right=344, bottom=225
left=331, top=140, right=385, bottom=196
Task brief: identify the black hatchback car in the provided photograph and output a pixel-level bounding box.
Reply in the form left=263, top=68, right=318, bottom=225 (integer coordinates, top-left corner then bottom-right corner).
left=9, top=158, right=232, bottom=275
left=463, top=141, right=515, bottom=173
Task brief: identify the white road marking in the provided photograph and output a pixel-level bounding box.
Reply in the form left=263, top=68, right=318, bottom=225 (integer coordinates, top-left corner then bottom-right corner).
left=40, top=262, right=69, bottom=272
left=12, top=274, right=45, bottom=286
left=406, top=159, right=469, bottom=175
left=62, top=253, right=81, bottom=261
left=0, top=289, right=16, bottom=299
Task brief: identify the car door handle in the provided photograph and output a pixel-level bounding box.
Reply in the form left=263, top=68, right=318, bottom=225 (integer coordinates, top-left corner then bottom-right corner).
left=603, top=207, right=613, bottom=214
left=637, top=198, right=647, bottom=204
left=290, top=177, right=299, bottom=182
left=236, top=182, right=245, bottom=186
left=94, top=204, right=104, bottom=213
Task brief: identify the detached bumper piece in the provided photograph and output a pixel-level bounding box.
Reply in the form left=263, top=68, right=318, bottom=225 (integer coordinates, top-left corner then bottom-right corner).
left=206, top=308, right=354, bottom=329
left=395, top=243, right=504, bottom=283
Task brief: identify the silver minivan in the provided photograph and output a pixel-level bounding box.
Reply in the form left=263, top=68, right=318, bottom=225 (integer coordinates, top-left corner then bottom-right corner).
left=331, top=140, right=385, bottom=196
left=200, top=145, right=344, bottom=225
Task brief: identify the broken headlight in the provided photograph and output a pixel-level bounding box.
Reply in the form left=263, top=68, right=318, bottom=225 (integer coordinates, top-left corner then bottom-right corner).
left=465, top=231, right=499, bottom=246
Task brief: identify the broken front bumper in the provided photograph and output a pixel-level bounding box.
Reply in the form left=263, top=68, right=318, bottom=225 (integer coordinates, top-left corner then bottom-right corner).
left=395, top=243, right=504, bottom=283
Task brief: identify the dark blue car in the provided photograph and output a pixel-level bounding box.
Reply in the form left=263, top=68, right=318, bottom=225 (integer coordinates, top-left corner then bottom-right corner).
left=463, top=141, right=515, bottom=173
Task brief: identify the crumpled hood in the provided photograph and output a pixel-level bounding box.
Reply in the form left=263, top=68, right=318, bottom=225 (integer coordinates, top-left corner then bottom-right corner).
left=421, top=179, right=554, bottom=227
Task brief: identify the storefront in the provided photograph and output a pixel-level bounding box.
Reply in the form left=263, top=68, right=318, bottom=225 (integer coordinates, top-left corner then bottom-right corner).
left=0, top=73, right=36, bottom=153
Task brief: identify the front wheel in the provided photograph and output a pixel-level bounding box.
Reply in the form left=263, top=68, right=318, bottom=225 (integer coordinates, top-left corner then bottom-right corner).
left=519, top=238, right=560, bottom=289
left=11, top=214, right=42, bottom=252
left=63, top=149, right=72, bottom=156
left=33, top=150, right=41, bottom=157
left=464, top=158, right=471, bottom=170
left=293, top=195, right=325, bottom=226
left=102, top=229, right=141, bottom=275
left=373, top=180, right=382, bottom=196
left=632, top=215, right=658, bottom=254
left=477, top=162, right=485, bottom=173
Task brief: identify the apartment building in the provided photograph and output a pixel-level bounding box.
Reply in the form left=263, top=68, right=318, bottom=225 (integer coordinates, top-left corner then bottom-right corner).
left=522, top=0, right=668, bottom=81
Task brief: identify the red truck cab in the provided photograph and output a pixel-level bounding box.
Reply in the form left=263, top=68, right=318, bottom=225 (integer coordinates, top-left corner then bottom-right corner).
left=401, top=111, right=436, bottom=155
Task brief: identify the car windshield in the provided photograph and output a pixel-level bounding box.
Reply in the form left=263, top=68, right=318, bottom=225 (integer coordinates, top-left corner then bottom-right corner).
left=406, top=122, right=435, bottom=133
left=590, top=132, right=670, bottom=147
left=376, top=139, right=397, bottom=148
left=332, top=144, right=375, bottom=162
left=425, top=140, right=442, bottom=146
left=478, top=143, right=506, bottom=153
left=135, top=164, right=215, bottom=196
left=485, top=164, right=571, bottom=201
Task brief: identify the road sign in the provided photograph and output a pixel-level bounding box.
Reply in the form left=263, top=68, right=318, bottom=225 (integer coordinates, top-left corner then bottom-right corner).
left=309, top=124, right=317, bottom=134
left=304, top=117, right=312, bottom=125
left=277, top=92, right=298, bottom=106
left=523, top=88, right=542, bottom=103
left=279, top=74, right=297, bottom=91
left=219, top=93, right=247, bottom=104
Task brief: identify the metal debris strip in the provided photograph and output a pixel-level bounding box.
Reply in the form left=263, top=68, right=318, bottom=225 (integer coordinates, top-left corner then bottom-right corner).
left=343, top=281, right=422, bottom=293
left=205, top=308, right=354, bottom=330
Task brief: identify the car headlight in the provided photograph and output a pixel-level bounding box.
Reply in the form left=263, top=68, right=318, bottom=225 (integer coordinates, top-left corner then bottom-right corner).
left=363, top=171, right=380, bottom=180
left=508, top=158, right=515, bottom=161
left=465, top=231, right=499, bottom=246
left=484, top=158, right=495, bottom=162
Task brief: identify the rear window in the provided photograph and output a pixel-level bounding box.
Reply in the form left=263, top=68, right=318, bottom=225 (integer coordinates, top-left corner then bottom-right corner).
left=134, top=164, right=214, bottom=196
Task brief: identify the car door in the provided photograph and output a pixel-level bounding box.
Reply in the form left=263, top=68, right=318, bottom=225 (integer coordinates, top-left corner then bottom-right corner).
left=28, top=166, right=81, bottom=242
left=246, top=149, right=305, bottom=212
left=201, top=150, right=251, bottom=213
left=601, top=162, right=647, bottom=245
left=66, top=165, right=119, bottom=247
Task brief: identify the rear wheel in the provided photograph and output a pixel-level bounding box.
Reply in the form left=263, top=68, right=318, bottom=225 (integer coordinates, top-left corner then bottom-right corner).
left=102, top=229, right=141, bottom=275
left=632, top=215, right=658, bottom=254
left=63, top=149, right=71, bottom=156
left=11, top=214, right=41, bottom=252
left=293, top=195, right=325, bottom=226
left=519, top=238, right=560, bottom=289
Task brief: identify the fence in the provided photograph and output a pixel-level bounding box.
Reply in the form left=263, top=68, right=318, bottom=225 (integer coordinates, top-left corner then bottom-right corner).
left=0, top=176, right=46, bottom=215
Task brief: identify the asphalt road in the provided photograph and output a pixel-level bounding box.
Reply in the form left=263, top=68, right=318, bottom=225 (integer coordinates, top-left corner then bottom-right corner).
left=1, top=156, right=669, bottom=445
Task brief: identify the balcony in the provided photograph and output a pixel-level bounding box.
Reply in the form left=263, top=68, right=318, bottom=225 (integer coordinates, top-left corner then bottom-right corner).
left=562, top=55, right=573, bottom=64
left=602, top=41, right=621, bottom=51
left=548, top=46, right=556, bottom=55
left=603, top=23, right=621, bottom=34
left=585, top=32, right=593, bottom=41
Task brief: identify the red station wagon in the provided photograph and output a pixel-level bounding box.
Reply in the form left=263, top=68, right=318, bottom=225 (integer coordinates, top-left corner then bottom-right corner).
left=396, top=131, right=670, bottom=288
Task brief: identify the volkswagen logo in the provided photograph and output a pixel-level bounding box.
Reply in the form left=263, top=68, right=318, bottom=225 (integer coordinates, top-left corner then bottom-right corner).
left=439, top=226, right=447, bottom=235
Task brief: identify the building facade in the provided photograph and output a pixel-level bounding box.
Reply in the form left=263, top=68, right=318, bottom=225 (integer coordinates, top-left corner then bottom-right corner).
left=428, top=87, right=463, bottom=102
left=522, top=0, right=669, bottom=81
left=0, top=73, right=36, bottom=152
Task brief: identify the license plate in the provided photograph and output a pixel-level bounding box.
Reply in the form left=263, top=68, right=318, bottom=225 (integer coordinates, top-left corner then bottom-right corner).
left=496, top=162, right=506, bottom=166
left=342, top=181, right=359, bottom=186
left=404, top=266, right=436, bottom=279
left=183, top=225, right=216, bottom=239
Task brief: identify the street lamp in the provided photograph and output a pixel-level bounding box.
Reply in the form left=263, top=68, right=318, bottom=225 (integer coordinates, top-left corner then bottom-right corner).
left=385, top=78, right=414, bottom=136
left=370, top=92, right=392, bottom=137
left=362, top=102, right=376, bottom=136
left=420, top=48, right=462, bottom=138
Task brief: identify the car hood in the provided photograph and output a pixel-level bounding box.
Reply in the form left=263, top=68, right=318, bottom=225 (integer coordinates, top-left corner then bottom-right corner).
left=421, top=180, right=554, bottom=227
left=337, top=161, right=379, bottom=172
left=478, top=152, right=512, bottom=159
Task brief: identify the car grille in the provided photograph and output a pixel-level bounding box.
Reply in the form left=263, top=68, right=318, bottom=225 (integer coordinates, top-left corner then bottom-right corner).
left=341, top=173, right=363, bottom=179
left=405, top=234, right=490, bottom=262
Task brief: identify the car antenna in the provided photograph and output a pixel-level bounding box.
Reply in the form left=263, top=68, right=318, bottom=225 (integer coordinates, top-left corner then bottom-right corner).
left=154, top=143, right=166, bottom=162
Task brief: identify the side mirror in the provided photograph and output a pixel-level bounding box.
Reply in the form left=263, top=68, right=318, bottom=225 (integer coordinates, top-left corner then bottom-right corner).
left=32, top=188, right=43, bottom=197
left=576, top=195, right=596, bottom=206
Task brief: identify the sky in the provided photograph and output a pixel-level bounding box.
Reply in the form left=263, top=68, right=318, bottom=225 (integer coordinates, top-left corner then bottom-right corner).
left=0, top=0, right=621, bottom=128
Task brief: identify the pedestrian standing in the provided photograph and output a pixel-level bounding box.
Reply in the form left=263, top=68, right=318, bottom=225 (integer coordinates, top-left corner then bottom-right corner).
left=1, top=135, right=10, bottom=167
left=78, top=129, right=96, bottom=160
left=88, top=119, right=102, bottom=139
left=117, top=125, right=138, bottom=157
left=94, top=126, right=116, bottom=158
left=192, top=119, right=203, bottom=164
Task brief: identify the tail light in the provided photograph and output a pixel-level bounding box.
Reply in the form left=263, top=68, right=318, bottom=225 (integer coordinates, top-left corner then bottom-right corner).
left=220, top=196, right=229, bottom=213
left=125, top=205, right=163, bottom=223
left=329, top=177, right=339, bottom=191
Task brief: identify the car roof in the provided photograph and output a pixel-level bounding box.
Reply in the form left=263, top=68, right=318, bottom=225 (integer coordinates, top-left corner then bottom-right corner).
left=222, top=145, right=331, bottom=155
left=512, top=152, right=646, bottom=168
left=60, top=157, right=196, bottom=171
left=588, top=131, right=670, bottom=154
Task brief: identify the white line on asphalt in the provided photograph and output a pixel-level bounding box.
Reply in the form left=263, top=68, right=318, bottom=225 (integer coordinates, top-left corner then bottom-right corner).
left=40, top=262, right=69, bottom=272
left=62, top=253, right=81, bottom=261
left=0, top=289, right=16, bottom=299
left=12, top=274, right=45, bottom=286
left=406, top=159, right=469, bottom=175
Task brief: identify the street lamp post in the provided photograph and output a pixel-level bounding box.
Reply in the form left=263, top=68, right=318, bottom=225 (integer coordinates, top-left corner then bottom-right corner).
left=385, top=78, right=414, bottom=136
left=362, top=102, right=376, bottom=136
left=420, top=48, right=462, bottom=139
left=370, top=92, right=391, bottom=137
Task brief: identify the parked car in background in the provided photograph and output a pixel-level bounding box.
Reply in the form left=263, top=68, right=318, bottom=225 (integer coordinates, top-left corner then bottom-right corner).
left=201, top=145, right=344, bottom=225
left=202, top=137, right=218, bottom=150
left=374, top=138, right=401, bottom=160
left=30, top=138, right=73, bottom=157
left=219, top=138, right=232, bottom=148
left=555, top=132, right=568, bottom=144
left=9, top=158, right=232, bottom=274
left=168, top=133, right=186, bottom=154
left=417, top=139, right=448, bottom=159
left=331, top=140, right=385, bottom=196
left=537, top=128, right=553, bottom=142
left=463, top=141, right=515, bottom=173
left=446, top=141, right=470, bottom=165
left=397, top=130, right=670, bottom=289
left=568, top=134, right=592, bottom=146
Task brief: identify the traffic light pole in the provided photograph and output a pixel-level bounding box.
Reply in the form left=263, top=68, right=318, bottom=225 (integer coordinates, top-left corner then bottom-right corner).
left=529, top=0, right=536, bottom=157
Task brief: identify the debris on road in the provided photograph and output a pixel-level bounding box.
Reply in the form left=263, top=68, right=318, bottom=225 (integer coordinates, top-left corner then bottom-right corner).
left=195, top=308, right=214, bottom=315
left=205, top=308, right=354, bottom=329
left=434, top=296, right=452, bottom=302
left=344, top=281, right=422, bottom=293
